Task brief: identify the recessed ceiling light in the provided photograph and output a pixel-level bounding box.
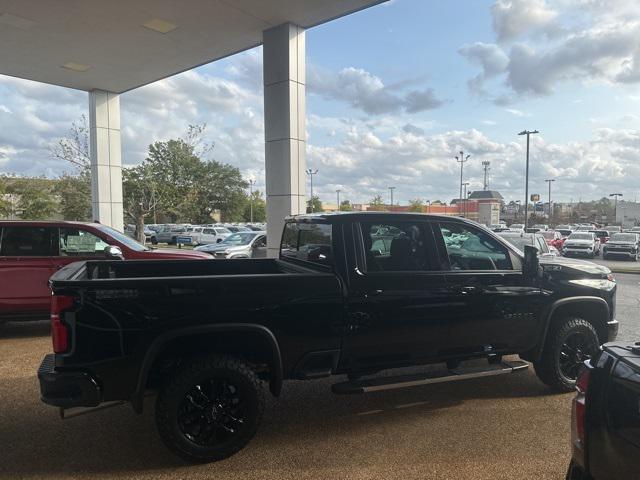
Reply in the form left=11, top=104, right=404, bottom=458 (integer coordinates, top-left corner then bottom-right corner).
left=142, top=18, right=177, bottom=34
left=0, top=12, right=36, bottom=29
left=61, top=62, right=92, bottom=72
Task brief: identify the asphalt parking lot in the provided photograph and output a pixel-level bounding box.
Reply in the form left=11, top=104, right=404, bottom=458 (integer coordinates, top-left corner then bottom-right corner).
left=1, top=271, right=637, bottom=480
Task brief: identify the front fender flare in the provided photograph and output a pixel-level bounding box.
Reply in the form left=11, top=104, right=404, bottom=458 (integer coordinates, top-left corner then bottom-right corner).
left=533, top=296, right=609, bottom=362
left=130, top=323, right=283, bottom=413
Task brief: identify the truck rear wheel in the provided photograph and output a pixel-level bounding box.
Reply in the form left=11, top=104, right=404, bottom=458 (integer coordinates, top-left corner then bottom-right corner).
left=534, top=317, right=599, bottom=392
left=155, top=355, right=264, bottom=463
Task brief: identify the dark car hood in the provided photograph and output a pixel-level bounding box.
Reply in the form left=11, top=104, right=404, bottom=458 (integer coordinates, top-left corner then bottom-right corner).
left=539, top=256, right=610, bottom=277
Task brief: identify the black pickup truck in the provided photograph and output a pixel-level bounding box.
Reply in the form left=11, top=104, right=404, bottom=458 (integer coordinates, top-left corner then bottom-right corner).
left=567, top=342, right=640, bottom=479
left=38, top=212, right=618, bottom=462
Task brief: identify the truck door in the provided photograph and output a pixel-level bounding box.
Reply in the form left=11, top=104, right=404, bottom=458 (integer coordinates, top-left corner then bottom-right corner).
left=0, top=226, right=58, bottom=316
left=432, top=221, right=545, bottom=356
left=342, top=220, right=452, bottom=371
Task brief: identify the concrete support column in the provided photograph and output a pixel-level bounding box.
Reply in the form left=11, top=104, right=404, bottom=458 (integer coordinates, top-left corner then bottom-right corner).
left=89, top=90, right=124, bottom=232
left=263, top=23, right=306, bottom=257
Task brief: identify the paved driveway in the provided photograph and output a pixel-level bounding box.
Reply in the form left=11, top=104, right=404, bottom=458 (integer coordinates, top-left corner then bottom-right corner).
left=1, top=321, right=570, bottom=480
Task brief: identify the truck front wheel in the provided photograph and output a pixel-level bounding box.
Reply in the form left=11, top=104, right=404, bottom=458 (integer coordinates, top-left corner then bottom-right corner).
left=155, top=355, right=265, bottom=463
left=534, top=317, right=599, bottom=392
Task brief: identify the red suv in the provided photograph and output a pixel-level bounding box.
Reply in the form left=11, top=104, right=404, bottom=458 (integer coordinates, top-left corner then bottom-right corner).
left=0, top=221, right=210, bottom=321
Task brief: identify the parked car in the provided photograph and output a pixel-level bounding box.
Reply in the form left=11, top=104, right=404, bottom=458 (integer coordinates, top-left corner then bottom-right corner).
left=605, top=225, right=622, bottom=234
left=498, top=231, right=558, bottom=258
left=509, top=223, right=525, bottom=230
left=185, top=226, right=231, bottom=245
left=557, top=228, right=573, bottom=238
left=533, top=224, right=549, bottom=231
left=566, top=341, right=640, bottom=480
left=591, top=230, right=610, bottom=245
left=602, top=233, right=640, bottom=261
left=0, top=221, right=210, bottom=321
left=541, top=230, right=565, bottom=250
left=124, top=224, right=154, bottom=243
left=564, top=232, right=598, bottom=258
left=489, top=224, right=510, bottom=232
left=155, top=225, right=191, bottom=245
left=224, top=225, right=252, bottom=233
left=194, top=232, right=267, bottom=258
left=38, top=212, right=618, bottom=463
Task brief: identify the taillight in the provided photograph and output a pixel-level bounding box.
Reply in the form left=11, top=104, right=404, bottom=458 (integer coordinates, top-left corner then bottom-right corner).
left=51, top=295, right=74, bottom=354
left=573, top=366, right=591, bottom=448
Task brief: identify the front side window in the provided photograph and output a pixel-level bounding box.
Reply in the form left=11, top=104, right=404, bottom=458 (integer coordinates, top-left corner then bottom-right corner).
left=437, top=223, right=512, bottom=271
left=59, top=228, right=110, bottom=256
left=280, top=222, right=333, bottom=267
left=0, top=227, right=57, bottom=256
left=361, top=221, right=430, bottom=272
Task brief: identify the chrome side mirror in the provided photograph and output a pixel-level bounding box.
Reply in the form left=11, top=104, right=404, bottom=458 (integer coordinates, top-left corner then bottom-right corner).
left=104, top=245, right=124, bottom=260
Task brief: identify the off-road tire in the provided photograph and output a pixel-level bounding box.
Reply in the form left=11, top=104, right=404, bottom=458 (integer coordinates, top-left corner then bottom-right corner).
left=156, top=355, right=264, bottom=463
left=534, top=317, right=599, bottom=392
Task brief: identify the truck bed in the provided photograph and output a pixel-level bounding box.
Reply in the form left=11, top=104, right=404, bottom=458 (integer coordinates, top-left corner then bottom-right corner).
left=50, top=258, right=317, bottom=286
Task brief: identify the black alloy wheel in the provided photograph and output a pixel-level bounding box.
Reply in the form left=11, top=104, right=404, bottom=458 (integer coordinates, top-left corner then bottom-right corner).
left=156, top=355, right=264, bottom=463
left=558, top=330, right=598, bottom=383
left=178, top=379, right=246, bottom=447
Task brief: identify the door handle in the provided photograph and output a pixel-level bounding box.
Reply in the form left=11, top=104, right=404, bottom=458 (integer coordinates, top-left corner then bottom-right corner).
left=457, top=286, right=478, bottom=295
left=363, top=289, right=384, bottom=298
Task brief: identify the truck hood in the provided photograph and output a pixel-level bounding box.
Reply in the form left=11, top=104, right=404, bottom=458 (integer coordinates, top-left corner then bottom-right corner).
left=564, top=239, right=594, bottom=246
left=605, top=242, right=636, bottom=247
left=539, top=256, right=610, bottom=277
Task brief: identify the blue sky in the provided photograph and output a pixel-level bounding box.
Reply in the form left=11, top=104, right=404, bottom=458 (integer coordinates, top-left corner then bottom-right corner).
left=1, top=0, right=640, bottom=205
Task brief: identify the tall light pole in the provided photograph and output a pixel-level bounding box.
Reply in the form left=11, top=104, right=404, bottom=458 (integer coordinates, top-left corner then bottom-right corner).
left=545, top=179, right=555, bottom=222
left=306, top=169, right=318, bottom=212
left=455, top=151, right=470, bottom=207
left=462, top=182, right=470, bottom=218
left=426, top=199, right=431, bottom=213
left=610, top=193, right=623, bottom=225
left=248, top=179, right=256, bottom=223
left=388, top=186, right=396, bottom=209
left=336, top=189, right=341, bottom=212
left=515, top=200, right=521, bottom=222
left=482, top=161, right=491, bottom=190
left=518, top=130, right=539, bottom=228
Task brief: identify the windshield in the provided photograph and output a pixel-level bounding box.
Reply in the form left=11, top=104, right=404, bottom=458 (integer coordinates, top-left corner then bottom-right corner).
left=221, top=233, right=257, bottom=245
left=541, top=232, right=555, bottom=239
left=96, top=225, right=149, bottom=251
left=499, top=234, right=534, bottom=251
left=215, top=228, right=231, bottom=234
left=569, top=233, right=593, bottom=240
left=610, top=234, right=637, bottom=242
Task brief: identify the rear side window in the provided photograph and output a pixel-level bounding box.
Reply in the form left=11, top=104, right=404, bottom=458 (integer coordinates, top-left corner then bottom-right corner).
left=280, top=222, right=333, bottom=267
left=360, top=221, right=432, bottom=272
left=436, top=222, right=512, bottom=271
left=0, top=227, right=57, bottom=256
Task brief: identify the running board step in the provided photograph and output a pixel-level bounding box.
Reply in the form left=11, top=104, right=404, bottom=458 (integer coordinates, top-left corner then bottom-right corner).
left=332, top=360, right=529, bottom=394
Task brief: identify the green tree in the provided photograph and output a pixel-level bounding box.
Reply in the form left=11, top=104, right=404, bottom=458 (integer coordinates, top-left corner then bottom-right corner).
left=408, top=198, right=425, bottom=212
left=368, top=195, right=386, bottom=211
left=144, top=126, right=247, bottom=223
left=6, top=177, right=58, bottom=220
left=123, top=165, right=158, bottom=243
left=242, top=190, right=266, bottom=222
left=339, top=200, right=352, bottom=211
left=0, top=177, right=11, bottom=218
left=55, top=171, right=91, bottom=220
left=307, top=195, right=323, bottom=213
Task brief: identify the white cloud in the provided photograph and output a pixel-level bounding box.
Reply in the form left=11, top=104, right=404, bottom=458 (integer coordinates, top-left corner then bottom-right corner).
left=308, top=66, right=444, bottom=115
left=505, top=108, right=531, bottom=117
left=492, top=0, right=559, bottom=42
left=461, top=1, right=640, bottom=98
